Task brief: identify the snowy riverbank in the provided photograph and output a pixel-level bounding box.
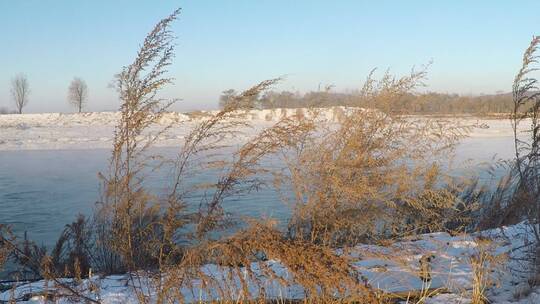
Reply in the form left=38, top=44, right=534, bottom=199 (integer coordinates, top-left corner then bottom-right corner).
left=0, top=108, right=520, bottom=151
left=1, top=222, right=539, bottom=303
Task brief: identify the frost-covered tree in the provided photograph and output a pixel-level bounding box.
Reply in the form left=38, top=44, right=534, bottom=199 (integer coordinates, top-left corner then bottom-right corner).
left=11, top=74, right=30, bottom=114
left=68, top=77, right=88, bottom=113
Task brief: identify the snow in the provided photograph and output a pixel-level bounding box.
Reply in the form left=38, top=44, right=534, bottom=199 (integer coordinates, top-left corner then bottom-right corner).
left=0, top=108, right=339, bottom=151
left=0, top=109, right=526, bottom=151
left=1, top=222, right=539, bottom=303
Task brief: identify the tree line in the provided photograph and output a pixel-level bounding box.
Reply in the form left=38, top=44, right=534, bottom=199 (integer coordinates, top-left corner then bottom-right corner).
left=1, top=75, right=88, bottom=114
left=2, top=74, right=513, bottom=115
left=220, top=87, right=514, bottom=115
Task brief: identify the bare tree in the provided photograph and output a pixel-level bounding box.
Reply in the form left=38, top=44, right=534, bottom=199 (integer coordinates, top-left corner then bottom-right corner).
left=68, top=77, right=88, bottom=112
left=218, top=89, right=236, bottom=109
left=11, top=74, right=30, bottom=114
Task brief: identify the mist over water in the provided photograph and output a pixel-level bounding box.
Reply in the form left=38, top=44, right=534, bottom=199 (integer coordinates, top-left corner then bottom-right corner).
left=0, top=147, right=291, bottom=249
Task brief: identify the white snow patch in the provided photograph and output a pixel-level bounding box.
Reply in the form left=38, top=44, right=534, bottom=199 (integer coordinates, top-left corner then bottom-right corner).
left=1, top=222, right=538, bottom=303
left=0, top=109, right=524, bottom=151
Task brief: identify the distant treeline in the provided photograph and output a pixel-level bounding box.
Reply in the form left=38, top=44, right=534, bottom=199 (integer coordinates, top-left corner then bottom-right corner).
left=220, top=89, right=514, bottom=114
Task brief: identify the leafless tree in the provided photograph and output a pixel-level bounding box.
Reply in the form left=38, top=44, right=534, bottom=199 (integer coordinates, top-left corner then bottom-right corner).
left=68, top=77, right=88, bottom=113
left=218, top=89, right=236, bottom=109
left=11, top=74, right=30, bottom=114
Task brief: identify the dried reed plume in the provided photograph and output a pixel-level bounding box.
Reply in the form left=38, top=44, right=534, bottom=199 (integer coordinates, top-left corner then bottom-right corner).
left=279, top=69, right=472, bottom=248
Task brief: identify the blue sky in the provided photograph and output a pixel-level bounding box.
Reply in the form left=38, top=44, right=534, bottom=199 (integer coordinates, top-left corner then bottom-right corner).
left=0, top=1, right=538, bottom=113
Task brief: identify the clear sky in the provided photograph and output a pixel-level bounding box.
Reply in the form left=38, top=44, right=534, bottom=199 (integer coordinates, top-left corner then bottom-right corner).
left=0, top=1, right=538, bottom=113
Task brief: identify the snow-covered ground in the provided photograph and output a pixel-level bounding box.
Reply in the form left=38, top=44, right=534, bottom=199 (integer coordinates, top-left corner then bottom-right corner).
left=1, top=222, right=538, bottom=303
left=0, top=108, right=522, bottom=151
left=0, top=109, right=330, bottom=151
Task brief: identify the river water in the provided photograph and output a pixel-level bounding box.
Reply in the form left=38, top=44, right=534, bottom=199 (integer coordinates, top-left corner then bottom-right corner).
left=0, top=125, right=518, bottom=249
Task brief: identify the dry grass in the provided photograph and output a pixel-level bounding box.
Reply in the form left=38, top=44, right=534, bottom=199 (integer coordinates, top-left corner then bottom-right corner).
left=469, top=238, right=506, bottom=304
left=0, top=225, right=14, bottom=272
left=278, top=72, right=472, bottom=248
left=89, top=8, right=360, bottom=302
left=506, top=36, right=540, bottom=282
left=158, top=221, right=381, bottom=303
left=82, top=8, right=469, bottom=302
left=511, top=36, right=540, bottom=236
